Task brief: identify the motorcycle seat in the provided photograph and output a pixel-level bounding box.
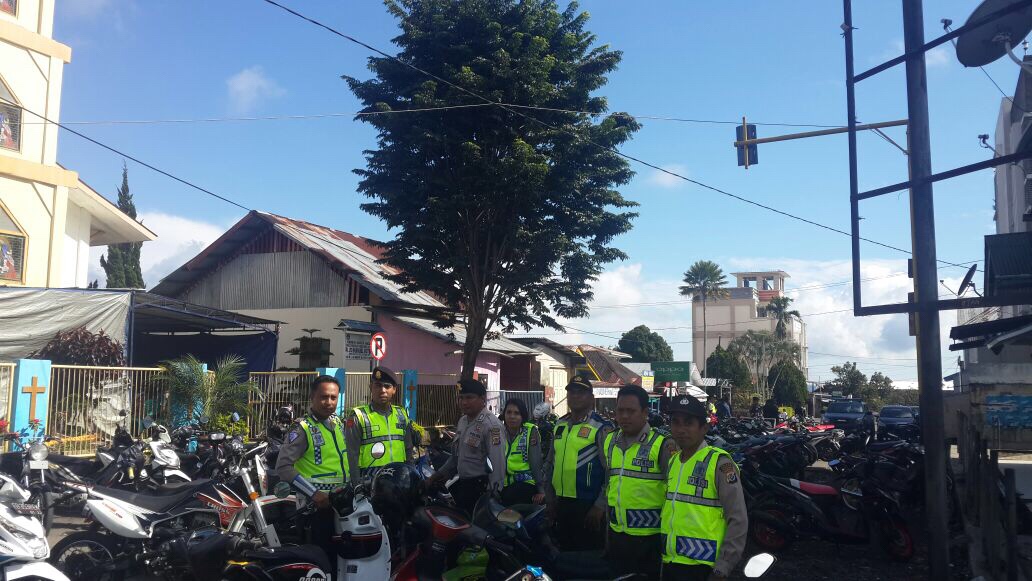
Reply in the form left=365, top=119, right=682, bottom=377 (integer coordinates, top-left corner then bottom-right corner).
left=867, top=441, right=904, bottom=451
left=90, top=479, right=211, bottom=513
left=50, top=454, right=103, bottom=477
left=783, top=478, right=839, bottom=496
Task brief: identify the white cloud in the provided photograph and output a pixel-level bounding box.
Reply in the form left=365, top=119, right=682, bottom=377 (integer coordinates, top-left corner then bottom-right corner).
left=647, top=165, right=689, bottom=189
left=226, top=66, right=285, bottom=114
left=89, top=212, right=229, bottom=289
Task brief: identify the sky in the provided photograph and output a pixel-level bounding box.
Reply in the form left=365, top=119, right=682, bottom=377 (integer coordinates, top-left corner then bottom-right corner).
left=50, top=0, right=1024, bottom=386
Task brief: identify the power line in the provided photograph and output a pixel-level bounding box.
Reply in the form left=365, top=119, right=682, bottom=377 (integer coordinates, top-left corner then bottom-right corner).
left=19, top=103, right=844, bottom=129
left=257, top=0, right=980, bottom=272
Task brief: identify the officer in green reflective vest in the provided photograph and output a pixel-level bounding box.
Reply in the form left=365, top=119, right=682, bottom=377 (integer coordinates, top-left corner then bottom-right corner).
left=275, top=375, right=350, bottom=578
left=598, top=385, right=675, bottom=578
left=345, top=366, right=414, bottom=475
left=500, top=397, right=545, bottom=506
left=543, top=375, right=613, bottom=551
left=660, top=395, right=748, bottom=581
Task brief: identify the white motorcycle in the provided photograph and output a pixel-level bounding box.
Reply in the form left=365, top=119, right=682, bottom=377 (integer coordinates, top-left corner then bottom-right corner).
left=0, top=472, right=70, bottom=581
left=141, top=418, right=192, bottom=485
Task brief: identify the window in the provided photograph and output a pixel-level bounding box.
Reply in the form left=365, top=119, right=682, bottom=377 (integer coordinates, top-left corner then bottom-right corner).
left=757, top=307, right=767, bottom=318
left=0, top=77, right=21, bottom=151
left=0, top=0, right=15, bottom=16
left=880, top=407, right=913, bottom=418
left=827, top=401, right=864, bottom=414
left=0, top=203, right=25, bottom=283
left=763, top=277, right=775, bottom=291
left=742, top=276, right=755, bottom=288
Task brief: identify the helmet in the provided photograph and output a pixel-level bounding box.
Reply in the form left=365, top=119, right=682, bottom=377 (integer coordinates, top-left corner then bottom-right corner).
left=275, top=405, right=294, bottom=424
left=370, top=462, right=424, bottom=528
left=532, top=401, right=552, bottom=420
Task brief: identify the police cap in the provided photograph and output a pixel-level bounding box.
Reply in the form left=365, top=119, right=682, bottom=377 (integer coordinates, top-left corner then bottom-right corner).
left=565, top=374, right=593, bottom=392
left=457, top=378, right=487, bottom=397
left=371, top=366, right=399, bottom=387
left=667, top=395, right=708, bottom=419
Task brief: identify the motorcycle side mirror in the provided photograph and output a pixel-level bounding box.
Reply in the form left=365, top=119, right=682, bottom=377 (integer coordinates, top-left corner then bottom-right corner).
left=370, top=441, right=386, bottom=460
left=142, top=417, right=154, bottom=429
left=744, top=553, right=776, bottom=578
left=231, top=412, right=241, bottom=423
left=274, top=481, right=291, bottom=499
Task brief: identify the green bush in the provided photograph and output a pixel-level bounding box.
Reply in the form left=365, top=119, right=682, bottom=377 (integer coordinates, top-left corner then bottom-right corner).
left=210, top=413, right=248, bottom=437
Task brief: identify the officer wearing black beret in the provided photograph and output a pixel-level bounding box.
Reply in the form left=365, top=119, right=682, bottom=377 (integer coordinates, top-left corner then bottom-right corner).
left=427, top=378, right=507, bottom=515
left=345, top=366, right=415, bottom=476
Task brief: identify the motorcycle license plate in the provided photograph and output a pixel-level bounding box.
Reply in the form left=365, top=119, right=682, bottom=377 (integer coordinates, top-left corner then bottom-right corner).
left=29, top=460, right=48, bottom=470
left=11, top=503, right=41, bottom=516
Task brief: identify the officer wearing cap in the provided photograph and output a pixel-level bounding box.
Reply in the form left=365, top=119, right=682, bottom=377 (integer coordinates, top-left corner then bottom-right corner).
left=543, top=374, right=614, bottom=551
left=660, top=395, right=748, bottom=580
left=426, top=378, right=507, bottom=515
left=345, top=366, right=415, bottom=475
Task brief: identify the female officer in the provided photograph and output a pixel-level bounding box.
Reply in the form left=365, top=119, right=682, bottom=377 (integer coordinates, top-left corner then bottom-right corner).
left=499, top=398, right=545, bottom=506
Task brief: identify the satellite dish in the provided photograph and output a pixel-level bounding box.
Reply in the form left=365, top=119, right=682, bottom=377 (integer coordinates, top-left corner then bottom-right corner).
left=955, top=0, right=1032, bottom=67
left=959, top=263, right=979, bottom=296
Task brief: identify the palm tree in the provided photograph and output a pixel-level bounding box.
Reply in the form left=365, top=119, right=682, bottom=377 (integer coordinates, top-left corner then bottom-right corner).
left=680, top=260, right=729, bottom=376
left=158, top=354, right=260, bottom=425
left=729, top=330, right=801, bottom=399
left=766, top=296, right=801, bottom=339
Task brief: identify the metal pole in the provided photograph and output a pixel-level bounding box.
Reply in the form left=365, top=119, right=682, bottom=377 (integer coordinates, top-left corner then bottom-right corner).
left=843, top=0, right=862, bottom=315
left=1005, top=468, right=1018, bottom=581
left=901, top=1, right=948, bottom=578
left=732, top=119, right=907, bottom=147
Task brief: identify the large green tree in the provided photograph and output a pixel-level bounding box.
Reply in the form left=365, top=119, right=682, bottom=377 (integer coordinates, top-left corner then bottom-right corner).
left=100, top=163, right=144, bottom=289
left=679, top=260, right=728, bottom=376
left=346, top=0, right=639, bottom=379
left=728, top=330, right=800, bottom=398
left=617, top=325, right=673, bottom=363
left=769, top=360, right=807, bottom=408
left=828, top=361, right=868, bottom=398
left=706, top=344, right=752, bottom=389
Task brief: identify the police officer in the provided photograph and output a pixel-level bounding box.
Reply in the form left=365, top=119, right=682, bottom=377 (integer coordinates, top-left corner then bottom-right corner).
left=660, top=395, right=748, bottom=581
left=274, top=375, right=350, bottom=575
left=543, top=374, right=614, bottom=551
left=599, top=385, right=676, bottom=578
left=345, top=366, right=414, bottom=475
left=426, top=378, right=507, bottom=515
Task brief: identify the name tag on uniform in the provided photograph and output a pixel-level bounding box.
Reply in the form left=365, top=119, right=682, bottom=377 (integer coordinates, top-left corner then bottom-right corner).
left=687, top=475, right=707, bottom=488
left=632, top=457, right=655, bottom=469
left=466, top=434, right=481, bottom=448
left=577, top=426, right=590, bottom=439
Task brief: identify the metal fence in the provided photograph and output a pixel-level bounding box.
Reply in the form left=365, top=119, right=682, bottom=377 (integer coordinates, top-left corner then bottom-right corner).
left=47, top=365, right=165, bottom=456
left=0, top=363, right=13, bottom=425
left=494, top=390, right=547, bottom=415
left=247, top=372, right=317, bottom=439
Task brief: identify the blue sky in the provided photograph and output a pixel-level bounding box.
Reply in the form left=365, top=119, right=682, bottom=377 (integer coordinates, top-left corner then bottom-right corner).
left=53, top=0, right=1022, bottom=383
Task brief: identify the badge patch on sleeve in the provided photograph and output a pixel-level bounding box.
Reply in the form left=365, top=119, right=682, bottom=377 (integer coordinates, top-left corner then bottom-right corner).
left=490, top=427, right=501, bottom=445
left=577, top=426, right=590, bottom=438
left=720, top=462, right=739, bottom=484
left=288, top=430, right=300, bottom=444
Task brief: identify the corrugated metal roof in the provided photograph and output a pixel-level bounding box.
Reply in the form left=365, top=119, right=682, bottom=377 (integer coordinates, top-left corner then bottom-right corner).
left=151, top=211, right=444, bottom=309
left=259, top=212, right=444, bottom=308
left=392, top=316, right=539, bottom=355
left=579, top=345, right=641, bottom=386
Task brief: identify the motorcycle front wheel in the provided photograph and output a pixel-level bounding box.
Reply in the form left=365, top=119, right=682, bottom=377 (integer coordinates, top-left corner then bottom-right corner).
left=50, top=531, right=125, bottom=581
left=875, top=515, right=914, bottom=561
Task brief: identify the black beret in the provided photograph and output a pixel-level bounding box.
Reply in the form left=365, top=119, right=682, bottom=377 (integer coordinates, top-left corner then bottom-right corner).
left=457, top=379, right=487, bottom=397
left=667, top=395, right=709, bottom=419
left=565, top=374, right=593, bottom=391
left=371, top=366, right=399, bottom=386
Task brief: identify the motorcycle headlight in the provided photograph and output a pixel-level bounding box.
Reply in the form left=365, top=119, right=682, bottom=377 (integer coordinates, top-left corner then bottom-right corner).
left=28, top=443, right=48, bottom=461
left=0, top=514, right=46, bottom=558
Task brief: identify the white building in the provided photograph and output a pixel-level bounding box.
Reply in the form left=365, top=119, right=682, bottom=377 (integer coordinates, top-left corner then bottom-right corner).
left=0, top=0, right=153, bottom=289
left=692, top=270, right=807, bottom=377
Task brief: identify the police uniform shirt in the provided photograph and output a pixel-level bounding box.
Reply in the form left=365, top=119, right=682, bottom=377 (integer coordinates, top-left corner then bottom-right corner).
left=343, top=403, right=416, bottom=473
left=677, top=440, right=749, bottom=577
left=274, top=412, right=344, bottom=486
left=439, top=408, right=508, bottom=491
left=595, top=425, right=677, bottom=510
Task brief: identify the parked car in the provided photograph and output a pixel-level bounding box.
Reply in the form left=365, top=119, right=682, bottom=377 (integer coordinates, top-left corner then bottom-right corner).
left=821, top=399, right=867, bottom=430
left=878, top=405, right=917, bottom=428
left=909, top=406, right=920, bottom=420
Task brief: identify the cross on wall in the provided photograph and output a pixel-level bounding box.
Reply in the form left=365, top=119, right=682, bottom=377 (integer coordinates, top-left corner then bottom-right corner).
left=21, top=376, right=46, bottom=423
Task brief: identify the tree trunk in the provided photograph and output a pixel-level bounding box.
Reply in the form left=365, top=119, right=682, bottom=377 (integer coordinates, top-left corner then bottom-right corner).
left=701, top=294, right=708, bottom=377
left=461, top=312, right=489, bottom=381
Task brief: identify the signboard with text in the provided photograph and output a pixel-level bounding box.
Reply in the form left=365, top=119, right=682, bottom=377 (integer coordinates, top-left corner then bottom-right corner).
left=652, top=362, right=693, bottom=384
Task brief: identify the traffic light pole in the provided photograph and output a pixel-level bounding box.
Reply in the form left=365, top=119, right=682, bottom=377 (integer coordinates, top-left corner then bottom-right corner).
left=901, top=1, right=949, bottom=579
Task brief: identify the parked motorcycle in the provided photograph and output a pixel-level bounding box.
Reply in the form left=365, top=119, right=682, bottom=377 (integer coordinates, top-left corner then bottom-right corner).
left=0, top=471, right=70, bottom=581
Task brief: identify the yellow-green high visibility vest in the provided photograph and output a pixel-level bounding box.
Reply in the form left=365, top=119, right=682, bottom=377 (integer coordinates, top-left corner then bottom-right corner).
left=352, top=404, right=409, bottom=469
left=661, top=445, right=730, bottom=566
left=604, top=429, right=667, bottom=536
left=505, top=423, right=537, bottom=486
left=294, top=415, right=349, bottom=491
left=551, top=414, right=607, bottom=500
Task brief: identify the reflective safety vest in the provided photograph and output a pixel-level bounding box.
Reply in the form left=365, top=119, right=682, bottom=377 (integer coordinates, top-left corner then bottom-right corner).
left=604, top=429, right=667, bottom=536
left=352, top=404, right=409, bottom=469
left=551, top=413, right=609, bottom=500
left=294, top=415, right=349, bottom=491
left=505, top=423, right=537, bottom=486
left=661, top=445, right=731, bottom=566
